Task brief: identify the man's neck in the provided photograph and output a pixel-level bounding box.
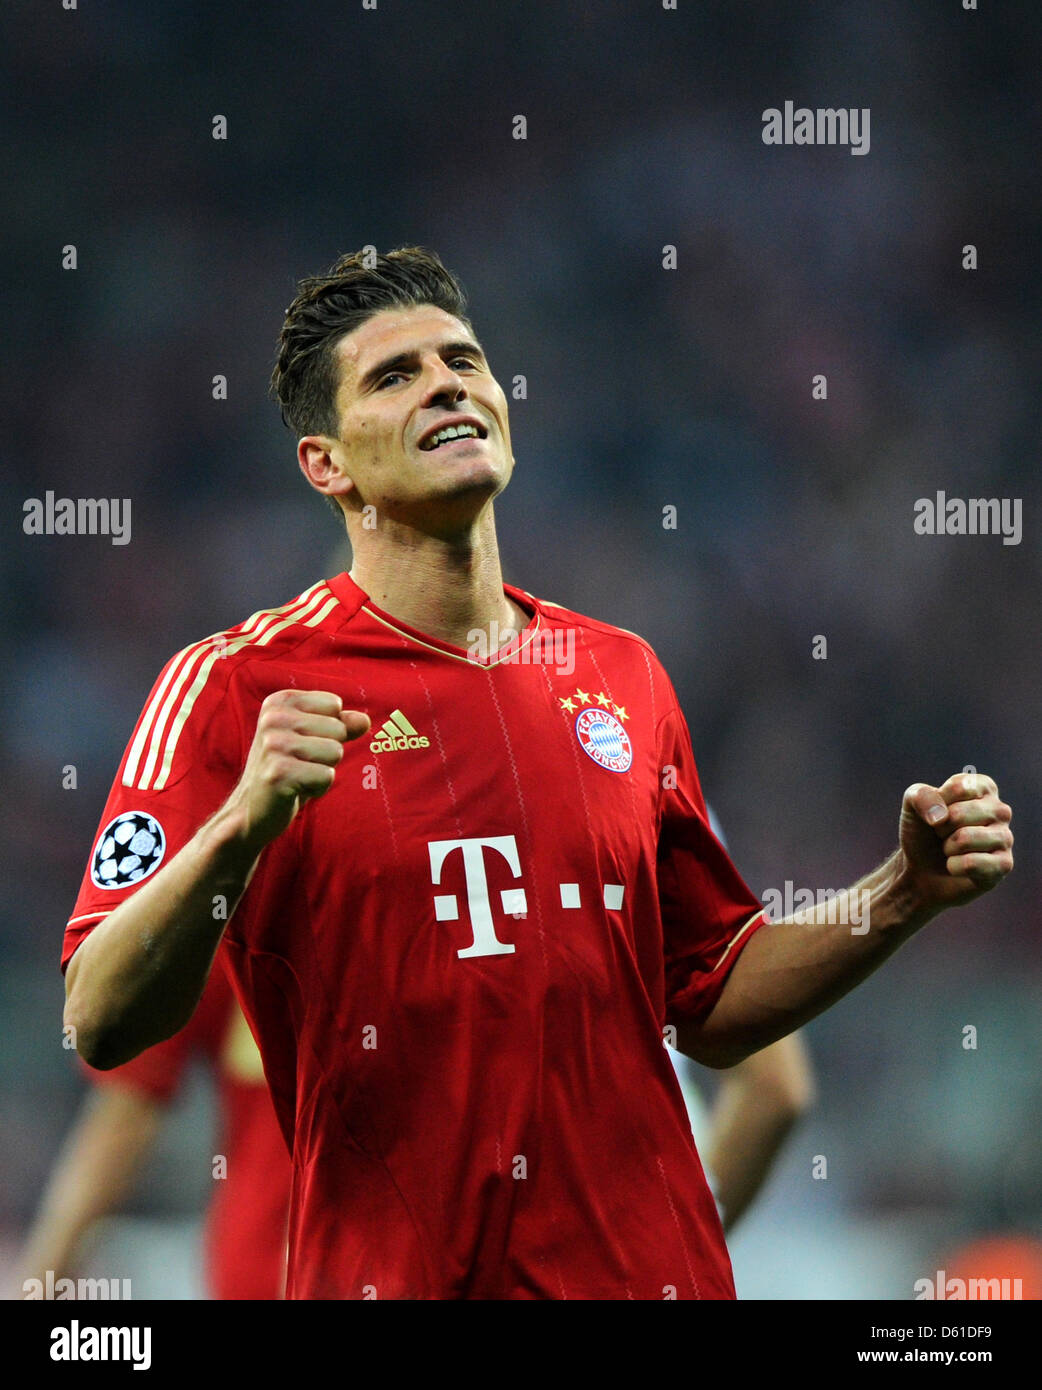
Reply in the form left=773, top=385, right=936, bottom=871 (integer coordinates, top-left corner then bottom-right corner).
left=347, top=509, right=528, bottom=651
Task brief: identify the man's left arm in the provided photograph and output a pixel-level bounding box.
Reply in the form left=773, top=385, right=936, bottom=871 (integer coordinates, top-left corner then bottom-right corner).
left=677, top=773, right=1013, bottom=1068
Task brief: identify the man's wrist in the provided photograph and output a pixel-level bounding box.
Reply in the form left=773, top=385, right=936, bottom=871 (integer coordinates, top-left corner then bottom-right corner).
left=869, top=853, right=941, bottom=937
left=199, top=799, right=270, bottom=883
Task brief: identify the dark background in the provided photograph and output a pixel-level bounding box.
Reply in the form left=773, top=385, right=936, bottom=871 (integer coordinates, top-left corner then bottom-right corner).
left=2, top=0, right=1039, bottom=1297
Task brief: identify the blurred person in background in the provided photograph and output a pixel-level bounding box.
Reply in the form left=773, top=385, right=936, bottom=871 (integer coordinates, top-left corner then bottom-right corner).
left=15, top=959, right=290, bottom=1300
left=671, top=809, right=814, bottom=1233
left=673, top=1036, right=814, bottom=1233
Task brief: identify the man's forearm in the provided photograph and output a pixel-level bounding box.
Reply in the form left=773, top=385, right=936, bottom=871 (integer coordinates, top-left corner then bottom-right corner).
left=679, top=851, right=939, bottom=1067
left=64, top=805, right=261, bottom=1070
left=64, top=688, right=365, bottom=1071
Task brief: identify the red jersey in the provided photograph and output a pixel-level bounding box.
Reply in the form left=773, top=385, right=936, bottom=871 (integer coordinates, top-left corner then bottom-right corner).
left=83, top=961, right=290, bottom=1300
left=64, top=573, right=766, bottom=1300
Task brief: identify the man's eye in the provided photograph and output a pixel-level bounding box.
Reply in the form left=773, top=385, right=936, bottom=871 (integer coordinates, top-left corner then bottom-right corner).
left=450, top=357, right=477, bottom=370
left=378, top=372, right=407, bottom=389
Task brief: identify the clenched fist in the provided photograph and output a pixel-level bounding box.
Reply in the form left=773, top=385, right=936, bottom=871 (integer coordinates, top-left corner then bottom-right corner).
left=225, top=690, right=370, bottom=854
left=899, top=772, right=1013, bottom=911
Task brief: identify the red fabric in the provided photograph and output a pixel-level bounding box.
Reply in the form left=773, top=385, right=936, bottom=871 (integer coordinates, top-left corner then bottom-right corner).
left=205, top=1074, right=289, bottom=1300
left=65, top=574, right=766, bottom=1300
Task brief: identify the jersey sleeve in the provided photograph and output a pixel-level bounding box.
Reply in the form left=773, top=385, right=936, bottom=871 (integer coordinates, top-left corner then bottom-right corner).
left=62, top=639, right=249, bottom=972
left=80, top=962, right=235, bottom=1102
left=656, top=682, right=767, bottom=1026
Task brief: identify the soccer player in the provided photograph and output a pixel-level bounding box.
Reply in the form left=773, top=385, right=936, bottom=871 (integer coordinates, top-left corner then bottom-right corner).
left=61, top=247, right=1014, bottom=1300
left=17, top=962, right=290, bottom=1300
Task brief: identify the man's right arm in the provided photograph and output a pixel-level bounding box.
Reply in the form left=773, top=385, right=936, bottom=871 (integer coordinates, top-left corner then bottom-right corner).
left=64, top=691, right=369, bottom=1070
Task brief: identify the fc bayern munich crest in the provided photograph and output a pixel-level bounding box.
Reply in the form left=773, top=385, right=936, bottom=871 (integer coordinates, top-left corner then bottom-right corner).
left=575, top=707, right=633, bottom=773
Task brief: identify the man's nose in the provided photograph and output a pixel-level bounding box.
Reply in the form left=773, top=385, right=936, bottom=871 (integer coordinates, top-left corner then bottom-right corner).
left=420, top=356, right=466, bottom=405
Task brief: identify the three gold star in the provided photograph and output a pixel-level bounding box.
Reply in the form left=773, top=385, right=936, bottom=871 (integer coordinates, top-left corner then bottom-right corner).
left=558, top=688, right=628, bottom=720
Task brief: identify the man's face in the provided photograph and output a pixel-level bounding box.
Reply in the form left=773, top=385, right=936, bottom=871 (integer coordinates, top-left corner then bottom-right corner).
left=320, top=305, right=515, bottom=530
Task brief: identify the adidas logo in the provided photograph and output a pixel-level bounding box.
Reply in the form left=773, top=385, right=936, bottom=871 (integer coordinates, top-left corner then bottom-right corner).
left=369, top=708, right=431, bottom=754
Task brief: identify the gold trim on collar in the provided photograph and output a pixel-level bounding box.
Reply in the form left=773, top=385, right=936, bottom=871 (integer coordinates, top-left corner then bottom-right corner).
left=361, top=605, right=542, bottom=668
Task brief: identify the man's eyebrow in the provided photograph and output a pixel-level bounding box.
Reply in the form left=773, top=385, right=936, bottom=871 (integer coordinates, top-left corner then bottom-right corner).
left=356, top=340, right=486, bottom=393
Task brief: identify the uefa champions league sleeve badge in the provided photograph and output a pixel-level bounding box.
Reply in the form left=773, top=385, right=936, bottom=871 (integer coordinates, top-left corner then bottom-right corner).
left=91, top=811, right=167, bottom=889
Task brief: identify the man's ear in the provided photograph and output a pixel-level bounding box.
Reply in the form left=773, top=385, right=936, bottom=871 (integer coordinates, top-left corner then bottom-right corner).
left=298, top=437, right=355, bottom=503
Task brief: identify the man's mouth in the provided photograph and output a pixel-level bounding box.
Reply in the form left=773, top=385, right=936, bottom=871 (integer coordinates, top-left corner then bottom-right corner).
left=419, top=423, right=487, bottom=452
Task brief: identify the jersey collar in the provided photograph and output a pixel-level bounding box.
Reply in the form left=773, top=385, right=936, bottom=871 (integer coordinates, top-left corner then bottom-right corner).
left=325, top=571, right=542, bottom=668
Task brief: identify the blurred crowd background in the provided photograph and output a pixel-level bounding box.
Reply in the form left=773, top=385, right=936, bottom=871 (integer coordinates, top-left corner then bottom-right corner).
left=2, top=0, right=1039, bottom=1298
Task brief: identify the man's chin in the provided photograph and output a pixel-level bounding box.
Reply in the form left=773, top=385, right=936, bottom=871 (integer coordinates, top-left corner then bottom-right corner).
left=378, top=470, right=509, bottom=536
left=430, top=477, right=507, bottom=528
left=425, top=458, right=510, bottom=505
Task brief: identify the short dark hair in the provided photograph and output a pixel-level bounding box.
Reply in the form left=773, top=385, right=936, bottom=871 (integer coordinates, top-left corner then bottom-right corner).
left=271, top=245, right=471, bottom=440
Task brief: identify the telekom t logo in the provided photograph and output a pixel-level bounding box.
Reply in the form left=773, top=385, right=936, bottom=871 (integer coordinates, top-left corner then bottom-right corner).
left=428, top=836, right=527, bottom=958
